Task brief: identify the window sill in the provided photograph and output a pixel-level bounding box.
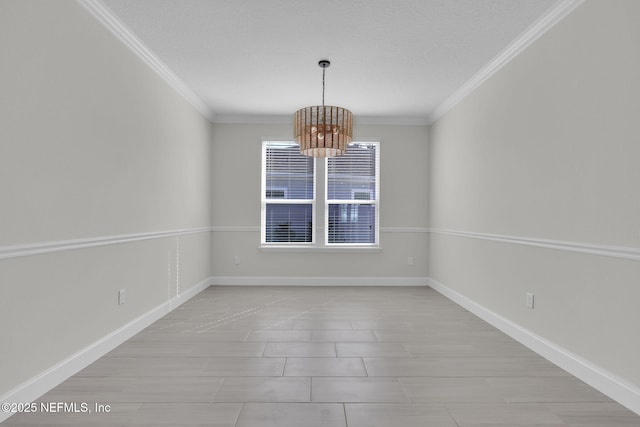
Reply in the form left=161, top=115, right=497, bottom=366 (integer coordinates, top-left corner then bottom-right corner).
left=259, top=245, right=382, bottom=253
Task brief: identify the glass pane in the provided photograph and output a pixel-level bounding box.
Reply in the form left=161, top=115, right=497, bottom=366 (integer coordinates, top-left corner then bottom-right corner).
left=265, top=142, right=314, bottom=200
left=265, top=204, right=313, bottom=243
left=327, top=203, right=375, bottom=244
left=327, top=143, right=377, bottom=201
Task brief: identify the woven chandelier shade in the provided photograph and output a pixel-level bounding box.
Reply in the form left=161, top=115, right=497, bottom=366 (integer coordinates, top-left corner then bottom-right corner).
left=294, top=105, right=352, bottom=157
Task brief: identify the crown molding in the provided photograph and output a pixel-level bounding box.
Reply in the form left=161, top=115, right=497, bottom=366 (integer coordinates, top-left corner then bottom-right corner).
left=354, top=116, right=430, bottom=126
left=213, top=114, right=430, bottom=126
left=426, top=0, right=585, bottom=124
left=77, top=0, right=584, bottom=128
left=76, top=0, right=215, bottom=122
left=213, top=114, right=291, bottom=124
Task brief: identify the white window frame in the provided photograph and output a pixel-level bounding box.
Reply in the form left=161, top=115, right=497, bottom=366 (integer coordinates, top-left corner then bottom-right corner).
left=260, top=139, right=380, bottom=250
left=260, top=141, right=316, bottom=246
left=324, top=141, right=380, bottom=247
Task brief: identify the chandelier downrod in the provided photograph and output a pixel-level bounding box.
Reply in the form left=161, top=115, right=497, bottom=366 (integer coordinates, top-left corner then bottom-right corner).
left=319, top=59, right=330, bottom=107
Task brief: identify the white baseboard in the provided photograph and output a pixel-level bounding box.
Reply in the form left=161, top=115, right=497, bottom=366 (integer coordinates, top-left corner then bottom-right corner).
left=427, top=278, right=640, bottom=416
left=0, top=277, right=212, bottom=423
left=211, top=276, right=429, bottom=287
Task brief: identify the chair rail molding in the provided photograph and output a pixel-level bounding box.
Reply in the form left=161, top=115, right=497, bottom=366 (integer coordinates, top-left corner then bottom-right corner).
left=429, top=228, right=640, bottom=261
left=0, top=227, right=212, bottom=260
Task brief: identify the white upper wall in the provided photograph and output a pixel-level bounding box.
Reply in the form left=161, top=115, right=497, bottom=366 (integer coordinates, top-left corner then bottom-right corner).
left=0, top=0, right=213, bottom=246
left=0, top=0, right=213, bottom=398
left=429, top=0, right=640, bottom=392
left=430, top=0, right=640, bottom=247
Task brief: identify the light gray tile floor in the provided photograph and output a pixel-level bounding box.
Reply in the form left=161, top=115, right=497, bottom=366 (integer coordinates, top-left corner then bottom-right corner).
left=4, top=286, right=640, bottom=426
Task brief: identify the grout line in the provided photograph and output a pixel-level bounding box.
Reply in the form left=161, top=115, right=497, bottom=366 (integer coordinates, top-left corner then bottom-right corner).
left=361, top=357, right=369, bottom=377
left=187, top=296, right=294, bottom=333
left=401, top=342, right=415, bottom=358
left=233, top=402, right=244, bottom=427
left=209, top=377, right=225, bottom=404
left=260, top=342, right=268, bottom=357
left=343, top=402, right=349, bottom=427
left=267, top=303, right=322, bottom=329
left=443, top=404, right=462, bottom=427
left=396, top=377, right=412, bottom=403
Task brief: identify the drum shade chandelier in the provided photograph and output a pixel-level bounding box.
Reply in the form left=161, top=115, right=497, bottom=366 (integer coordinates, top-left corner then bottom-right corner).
left=294, top=60, right=353, bottom=157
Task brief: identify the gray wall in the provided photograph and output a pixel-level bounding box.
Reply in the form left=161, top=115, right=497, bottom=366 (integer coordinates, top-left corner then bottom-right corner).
left=4, top=0, right=637, bottom=412
left=429, top=0, right=640, bottom=386
left=211, top=123, right=429, bottom=282
left=0, top=1, right=212, bottom=395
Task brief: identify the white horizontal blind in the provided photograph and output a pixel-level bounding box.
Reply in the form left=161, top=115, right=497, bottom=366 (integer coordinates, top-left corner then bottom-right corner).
left=262, top=141, right=315, bottom=244
left=326, top=142, right=379, bottom=245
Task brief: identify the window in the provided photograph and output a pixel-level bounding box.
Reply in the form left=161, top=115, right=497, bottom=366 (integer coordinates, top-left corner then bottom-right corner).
left=326, top=142, right=379, bottom=245
left=261, top=141, right=315, bottom=244
left=261, top=140, right=379, bottom=247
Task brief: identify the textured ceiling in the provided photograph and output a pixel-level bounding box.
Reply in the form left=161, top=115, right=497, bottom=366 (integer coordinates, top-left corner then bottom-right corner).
left=99, top=0, right=559, bottom=122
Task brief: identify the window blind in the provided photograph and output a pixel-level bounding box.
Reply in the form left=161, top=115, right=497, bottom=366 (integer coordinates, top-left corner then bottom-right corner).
left=262, top=141, right=315, bottom=244
left=326, top=142, right=379, bottom=245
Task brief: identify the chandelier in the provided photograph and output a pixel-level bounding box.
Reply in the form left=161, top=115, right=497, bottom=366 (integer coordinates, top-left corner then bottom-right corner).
left=294, top=60, right=353, bottom=157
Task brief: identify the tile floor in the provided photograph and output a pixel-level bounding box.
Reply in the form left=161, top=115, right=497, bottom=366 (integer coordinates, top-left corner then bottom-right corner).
left=4, top=286, right=640, bottom=426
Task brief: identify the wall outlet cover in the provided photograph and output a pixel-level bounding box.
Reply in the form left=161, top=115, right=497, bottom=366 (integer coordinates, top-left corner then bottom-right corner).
left=526, top=292, right=534, bottom=309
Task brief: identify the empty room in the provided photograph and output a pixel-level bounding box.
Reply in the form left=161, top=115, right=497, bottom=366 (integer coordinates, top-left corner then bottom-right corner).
left=1, top=0, right=639, bottom=425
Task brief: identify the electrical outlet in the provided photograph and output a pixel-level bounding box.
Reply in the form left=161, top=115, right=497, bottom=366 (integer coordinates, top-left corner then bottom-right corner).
left=525, top=292, right=534, bottom=309
left=118, top=289, right=126, bottom=305
left=407, top=256, right=414, bottom=265
left=234, top=255, right=241, bottom=265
